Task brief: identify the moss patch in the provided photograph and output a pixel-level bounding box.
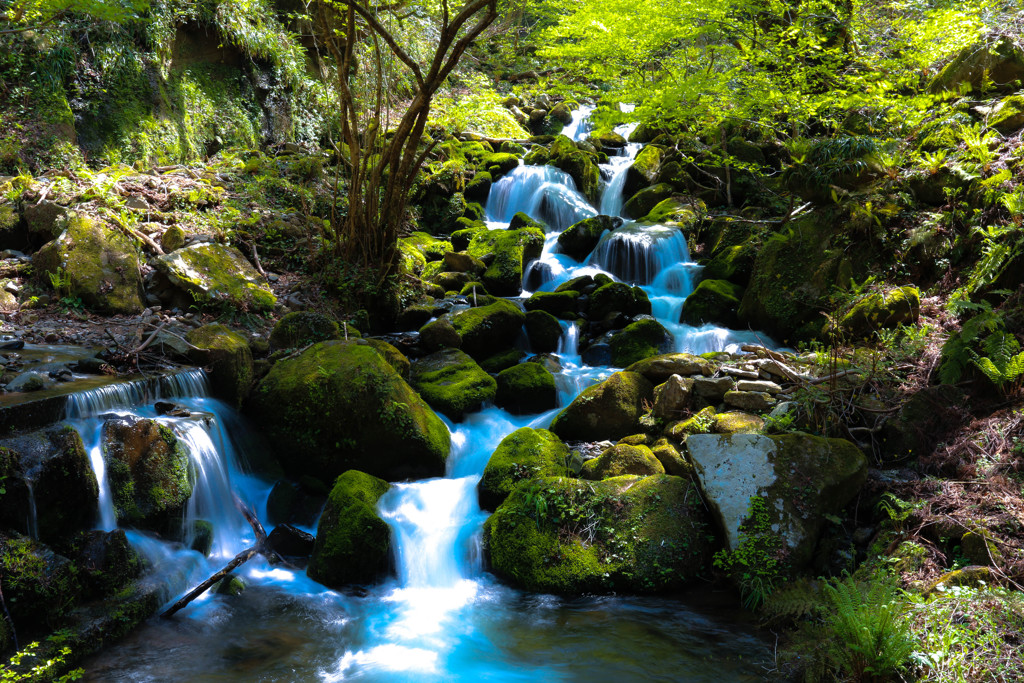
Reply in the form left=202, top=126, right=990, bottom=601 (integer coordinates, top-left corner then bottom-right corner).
left=410, top=349, right=497, bottom=420
left=157, top=242, right=276, bottom=312
left=478, top=428, right=569, bottom=510
left=494, top=362, right=558, bottom=415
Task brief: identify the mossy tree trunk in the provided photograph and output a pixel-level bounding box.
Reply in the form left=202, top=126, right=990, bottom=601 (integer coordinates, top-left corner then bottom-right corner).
left=313, top=0, right=497, bottom=287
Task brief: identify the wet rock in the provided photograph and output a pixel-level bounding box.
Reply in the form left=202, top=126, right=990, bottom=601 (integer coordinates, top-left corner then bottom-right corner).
left=479, top=428, right=569, bottom=510
left=680, top=279, right=744, bottom=328
left=186, top=324, right=253, bottom=408
left=0, top=533, right=83, bottom=631
left=524, top=310, right=564, bottom=353
left=495, top=362, right=557, bottom=415
left=523, top=291, right=579, bottom=317
left=556, top=215, right=619, bottom=261
left=266, top=479, right=325, bottom=528
left=71, top=529, right=142, bottom=598
left=588, top=282, right=651, bottom=321
left=5, top=371, right=48, bottom=392
left=308, top=470, right=392, bottom=588
left=685, top=432, right=867, bottom=569
left=448, top=298, right=526, bottom=359
left=268, top=524, right=316, bottom=558
left=248, top=340, right=450, bottom=482
left=623, top=183, right=674, bottom=220
left=419, top=316, right=462, bottom=352
left=610, top=318, right=673, bottom=367
left=550, top=371, right=653, bottom=442
left=410, top=349, right=496, bottom=420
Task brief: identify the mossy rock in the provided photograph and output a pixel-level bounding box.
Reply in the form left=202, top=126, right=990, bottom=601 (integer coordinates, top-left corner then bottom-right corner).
left=0, top=446, right=30, bottom=535
left=484, top=474, right=713, bottom=594
left=623, top=145, right=663, bottom=198
left=161, top=225, right=186, bottom=252
left=665, top=406, right=717, bottom=440
left=625, top=352, right=716, bottom=383
left=702, top=243, right=757, bottom=287
left=588, top=282, right=652, bottom=321
left=650, top=439, right=692, bottom=476
left=156, top=242, right=276, bottom=312
left=401, top=232, right=453, bottom=262
left=837, top=286, right=920, bottom=339
left=639, top=198, right=699, bottom=225
left=929, top=35, right=1024, bottom=94
left=525, top=310, right=563, bottom=353
left=680, top=279, right=744, bottom=328
left=365, top=338, right=411, bottom=380
left=24, top=427, right=99, bottom=543
left=581, top=443, right=665, bottom=480
left=550, top=371, right=654, bottom=442
left=410, top=349, right=497, bottom=420
left=71, top=529, right=142, bottom=598
left=508, top=212, right=544, bottom=231
left=713, top=411, right=765, bottom=434
left=478, top=428, right=569, bottom=510
left=102, top=416, right=193, bottom=532
left=307, top=470, right=391, bottom=588
left=990, top=94, right=1024, bottom=133
left=32, top=213, right=145, bottom=314
left=247, top=340, right=450, bottom=482
left=623, top=184, right=674, bottom=220
left=523, top=291, right=579, bottom=317
left=186, top=324, right=254, bottom=407
left=465, top=172, right=493, bottom=202
left=495, top=362, right=557, bottom=415
left=269, top=311, right=341, bottom=350
left=449, top=298, right=527, bottom=359
left=479, top=348, right=527, bottom=374
left=419, top=315, right=463, bottom=352
left=466, top=227, right=545, bottom=296
left=0, top=205, right=25, bottom=251
left=610, top=318, right=673, bottom=367
left=547, top=135, right=601, bottom=202
left=0, top=533, right=83, bottom=632
left=482, top=152, right=520, bottom=177
left=685, top=432, right=867, bottom=569
left=556, top=215, right=618, bottom=262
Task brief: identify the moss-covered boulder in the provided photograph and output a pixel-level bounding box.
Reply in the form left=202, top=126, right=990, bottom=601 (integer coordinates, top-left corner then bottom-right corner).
left=588, top=282, right=652, bottom=321
left=365, top=338, right=411, bottom=380
left=466, top=227, right=545, bottom=296
left=990, top=94, right=1024, bottom=133
left=525, top=310, right=564, bottom=353
left=307, top=470, right=391, bottom=588
left=610, top=319, right=673, bottom=367
left=714, top=411, right=765, bottom=434
left=419, top=316, right=463, bottom=352
left=269, top=311, right=341, bottom=349
left=837, top=286, right=920, bottom=338
left=495, top=362, right=558, bottom=415
left=484, top=474, right=713, bottom=594
left=703, top=243, right=757, bottom=287
left=247, top=340, right=450, bottom=482
left=556, top=215, right=618, bottom=261
left=523, top=291, right=579, bottom=317
left=17, top=427, right=99, bottom=542
left=623, top=183, right=674, bottom=220
left=401, top=232, right=452, bottom=262
left=478, top=428, right=569, bottom=510
left=32, top=213, right=144, bottom=314
left=680, top=279, right=744, bottom=328
left=71, top=529, right=142, bottom=598
left=0, top=533, right=83, bottom=632
left=685, top=432, right=867, bottom=570
left=449, top=298, right=526, bottom=359
left=550, top=371, right=654, bottom=441
left=547, top=135, right=601, bottom=202
left=929, top=35, right=1024, bottom=94
left=102, top=416, right=193, bottom=531
left=479, top=348, right=527, bottom=374
left=186, top=324, right=253, bottom=407
left=410, top=349, right=497, bottom=420
left=625, top=352, right=716, bottom=383
left=581, top=443, right=665, bottom=480
left=639, top=198, right=700, bottom=225
left=156, top=242, right=276, bottom=312
left=623, top=145, right=663, bottom=198
left=161, top=224, right=186, bottom=252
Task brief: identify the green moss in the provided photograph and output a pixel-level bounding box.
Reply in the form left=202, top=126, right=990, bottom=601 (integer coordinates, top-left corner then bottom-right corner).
left=307, top=470, right=391, bottom=588
left=680, top=279, right=744, bottom=327
left=639, top=198, right=698, bottom=225
left=588, top=282, right=651, bottom=320
left=246, top=341, right=450, bottom=482
left=0, top=534, right=82, bottom=630
left=623, top=184, right=674, bottom=220
left=838, top=286, right=920, bottom=338
left=365, top=339, right=411, bottom=380
left=580, top=444, right=665, bottom=480
left=186, top=324, right=254, bottom=407
left=269, top=311, right=341, bottom=349
left=478, top=348, right=527, bottom=374
left=484, top=474, right=713, bottom=594
left=32, top=213, right=144, bottom=314
left=556, top=215, right=616, bottom=261
left=714, top=411, right=765, bottom=434
left=482, top=152, right=520, bottom=176
left=450, top=298, right=527, bottom=358
left=547, top=137, right=601, bottom=202
left=494, top=362, right=557, bottom=414
left=410, top=349, right=497, bottom=420
left=991, top=95, right=1024, bottom=133
left=550, top=371, right=654, bottom=441
left=665, top=406, right=717, bottom=440
left=157, top=242, right=276, bottom=312
left=524, top=310, right=563, bottom=353
left=466, top=227, right=545, bottom=296
left=478, top=428, right=569, bottom=510
left=401, top=232, right=452, bottom=262
left=523, top=291, right=579, bottom=317
left=610, top=319, right=673, bottom=367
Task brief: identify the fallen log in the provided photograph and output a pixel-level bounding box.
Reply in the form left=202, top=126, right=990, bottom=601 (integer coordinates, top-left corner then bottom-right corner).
left=161, top=496, right=272, bottom=618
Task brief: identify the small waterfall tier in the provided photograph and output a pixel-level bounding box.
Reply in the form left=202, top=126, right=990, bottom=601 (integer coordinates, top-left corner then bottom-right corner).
left=589, top=223, right=693, bottom=285
left=486, top=165, right=597, bottom=231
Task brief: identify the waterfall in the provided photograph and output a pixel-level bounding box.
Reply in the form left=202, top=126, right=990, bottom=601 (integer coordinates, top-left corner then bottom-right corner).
left=486, top=165, right=597, bottom=230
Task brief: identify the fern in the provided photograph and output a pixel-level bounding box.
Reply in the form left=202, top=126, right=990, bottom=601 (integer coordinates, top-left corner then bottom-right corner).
left=760, top=577, right=822, bottom=625
left=938, top=307, right=1002, bottom=384
left=971, top=331, right=1024, bottom=393
left=820, top=573, right=916, bottom=683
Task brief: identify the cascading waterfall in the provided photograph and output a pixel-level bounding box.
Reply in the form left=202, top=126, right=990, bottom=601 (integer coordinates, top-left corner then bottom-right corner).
left=82, top=106, right=774, bottom=681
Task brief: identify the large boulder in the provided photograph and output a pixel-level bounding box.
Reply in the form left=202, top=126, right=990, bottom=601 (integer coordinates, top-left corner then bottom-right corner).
left=524, top=310, right=563, bottom=352
left=623, top=145, right=663, bottom=198
left=556, top=215, right=619, bottom=261
left=186, top=324, right=254, bottom=407
left=269, top=311, right=340, bottom=349
left=989, top=94, right=1024, bottom=133
left=580, top=443, right=665, bottom=480
left=588, top=282, right=652, bottom=321
left=610, top=319, right=673, bottom=367
left=307, top=470, right=391, bottom=588
left=102, top=416, right=193, bottom=531
left=623, top=184, right=674, bottom=220
left=247, top=341, right=450, bottom=482
left=0, top=533, right=82, bottom=632
left=466, top=227, right=545, bottom=296
left=550, top=371, right=653, bottom=441
left=625, top=352, right=716, bottom=383
left=32, top=213, right=144, bottom=314
left=156, top=242, right=276, bottom=312
left=494, top=362, right=558, bottom=415
left=484, top=474, right=714, bottom=594
left=523, top=291, right=579, bottom=317
left=449, top=298, right=526, bottom=359
left=685, top=432, right=867, bottom=569
left=547, top=135, right=601, bottom=202
left=478, top=428, right=569, bottom=510
left=680, top=279, right=744, bottom=328
left=930, top=35, right=1024, bottom=94
left=837, top=286, right=920, bottom=338
left=410, top=349, right=496, bottom=420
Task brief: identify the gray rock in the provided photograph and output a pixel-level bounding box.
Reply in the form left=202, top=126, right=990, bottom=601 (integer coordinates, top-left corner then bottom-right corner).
left=724, top=390, right=777, bottom=412
left=5, top=371, right=48, bottom=392
left=693, top=376, right=735, bottom=401
left=652, top=374, right=693, bottom=421
left=735, top=379, right=782, bottom=394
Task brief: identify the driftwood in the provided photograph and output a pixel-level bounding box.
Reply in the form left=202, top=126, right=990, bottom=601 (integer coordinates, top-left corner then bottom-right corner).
left=457, top=132, right=534, bottom=146
left=161, top=497, right=271, bottom=618
left=103, top=211, right=165, bottom=256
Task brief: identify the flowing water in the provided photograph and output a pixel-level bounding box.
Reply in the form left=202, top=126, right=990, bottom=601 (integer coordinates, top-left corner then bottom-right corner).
left=82, top=110, right=775, bottom=680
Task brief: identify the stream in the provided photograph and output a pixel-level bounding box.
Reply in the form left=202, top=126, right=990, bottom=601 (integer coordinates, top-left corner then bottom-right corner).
left=82, top=110, right=775, bottom=681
